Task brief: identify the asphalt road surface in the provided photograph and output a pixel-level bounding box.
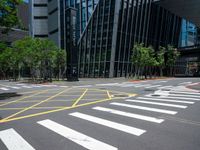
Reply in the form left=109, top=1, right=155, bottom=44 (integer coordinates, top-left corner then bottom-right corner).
left=0, top=77, right=200, bottom=150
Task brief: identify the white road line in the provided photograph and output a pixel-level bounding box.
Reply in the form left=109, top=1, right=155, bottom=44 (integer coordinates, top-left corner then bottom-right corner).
left=10, top=86, right=21, bottom=89
left=155, top=81, right=168, bottom=83
left=59, top=86, right=68, bottom=88
left=0, top=128, right=35, bottom=150
left=96, top=83, right=119, bottom=86
left=22, top=86, right=32, bottom=88
left=137, top=97, right=194, bottom=104
left=178, top=82, right=192, bottom=85
left=73, top=85, right=92, bottom=88
left=120, top=84, right=137, bottom=87
left=145, top=85, right=162, bottom=88
left=69, top=112, right=146, bottom=136
left=170, top=91, right=200, bottom=95
left=110, top=102, right=177, bottom=115
left=166, top=93, right=200, bottom=98
left=38, top=119, right=117, bottom=150
left=158, top=86, right=173, bottom=89
left=151, top=96, right=200, bottom=101
left=134, top=84, right=151, bottom=87
left=93, top=106, right=164, bottom=123
left=0, top=87, right=9, bottom=90
left=126, top=99, right=187, bottom=108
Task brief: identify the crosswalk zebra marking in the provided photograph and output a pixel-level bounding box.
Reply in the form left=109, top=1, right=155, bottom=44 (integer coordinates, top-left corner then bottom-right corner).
left=110, top=102, right=177, bottom=115
left=69, top=112, right=146, bottom=136
left=167, top=93, right=200, bottom=98
left=93, top=106, right=164, bottom=123
left=0, top=128, right=35, bottom=150
left=21, top=86, right=32, bottom=88
left=137, top=97, right=195, bottom=104
left=38, top=119, right=118, bottom=150
left=126, top=99, right=187, bottom=108
left=145, top=85, right=162, bottom=88
left=154, top=96, right=200, bottom=101
left=0, top=87, right=9, bottom=91
left=169, top=91, right=200, bottom=95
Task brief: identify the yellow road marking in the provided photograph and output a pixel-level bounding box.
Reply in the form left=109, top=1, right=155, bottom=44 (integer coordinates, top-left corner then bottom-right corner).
left=0, top=107, right=71, bottom=110
left=1, top=88, right=73, bottom=121
left=0, top=90, right=48, bottom=107
left=0, top=97, right=121, bottom=123
left=72, top=89, right=88, bottom=107
left=107, top=91, right=112, bottom=99
left=0, top=88, right=137, bottom=123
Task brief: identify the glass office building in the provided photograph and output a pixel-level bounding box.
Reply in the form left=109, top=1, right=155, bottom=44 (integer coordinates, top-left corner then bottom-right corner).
left=77, top=0, right=181, bottom=77
left=30, top=0, right=182, bottom=78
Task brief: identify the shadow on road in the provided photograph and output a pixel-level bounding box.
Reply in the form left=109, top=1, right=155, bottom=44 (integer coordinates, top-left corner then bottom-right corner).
left=0, top=93, right=22, bottom=101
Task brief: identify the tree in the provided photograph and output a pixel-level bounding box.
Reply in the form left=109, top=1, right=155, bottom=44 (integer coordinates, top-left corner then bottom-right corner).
left=156, top=46, right=166, bottom=76
left=0, top=0, right=22, bottom=33
left=12, top=37, right=66, bottom=82
left=166, top=45, right=180, bottom=76
left=131, top=43, right=157, bottom=79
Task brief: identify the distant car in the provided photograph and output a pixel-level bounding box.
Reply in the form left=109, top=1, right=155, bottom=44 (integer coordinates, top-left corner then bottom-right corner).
left=193, top=70, right=200, bottom=77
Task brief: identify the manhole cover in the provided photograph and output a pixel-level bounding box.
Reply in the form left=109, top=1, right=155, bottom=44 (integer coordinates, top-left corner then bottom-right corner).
left=151, top=94, right=160, bottom=97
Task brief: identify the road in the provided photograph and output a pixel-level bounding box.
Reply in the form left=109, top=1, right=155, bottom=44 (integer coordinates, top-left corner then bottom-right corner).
left=0, top=78, right=200, bottom=150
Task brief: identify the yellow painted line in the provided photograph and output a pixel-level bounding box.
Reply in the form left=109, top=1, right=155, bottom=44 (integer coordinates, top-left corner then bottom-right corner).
left=0, top=97, right=119, bottom=123
left=1, top=88, right=73, bottom=121
left=72, top=89, right=88, bottom=107
left=0, top=90, right=48, bottom=107
left=107, top=91, right=112, bottom=99
left=0, top=107, right=71, bottom=110
left=0, top=91, right=137, bottom=123
left=89, top=88, right=135, bottom=96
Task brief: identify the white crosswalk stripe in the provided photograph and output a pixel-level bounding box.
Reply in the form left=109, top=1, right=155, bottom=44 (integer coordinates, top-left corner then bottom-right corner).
left=10, top=86, right=21, bottom=89
left=170, top=91, right=200, bottom=95
left=134, top=84, right=151, bottom=87
left=110, top=102, right=177, bottom=115
left=0, top=128, right=35, bottom=150
left=38, top=119, right=118, bottom=150
left=137, top=97, right=195, bottom=104
left=93, top=106, right=164, bottom=123
left=168, top=93, right=200, bottom=98
left=126, top=99, right=187, bottom=108
left=21, top=86, right=32, bottom=88
left=0, top=87, right=9, bottom=90
left=145, top=85, right=162, bottom=88
left=69, top=112, right=146, bottom=136
left=155, top=96, right=200, bottom=101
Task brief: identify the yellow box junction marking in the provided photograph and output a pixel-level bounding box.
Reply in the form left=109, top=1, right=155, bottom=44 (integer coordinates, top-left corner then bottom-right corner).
left=0, top=90, right=48, bottom=107
left=1, top=88, right=73, bottom=121
left=0, top=88, right=137, bottom=123
left=72, top=89, right=88, bottom=107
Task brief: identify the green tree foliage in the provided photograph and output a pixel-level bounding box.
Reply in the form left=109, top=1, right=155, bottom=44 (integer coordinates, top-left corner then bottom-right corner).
left=166, top=45, right=180, bottom=76
left=0, top=37, right=66, bottom=81
left=0, top=0, right=22, bottom=33
left=131, top=43, right=157, bottom=79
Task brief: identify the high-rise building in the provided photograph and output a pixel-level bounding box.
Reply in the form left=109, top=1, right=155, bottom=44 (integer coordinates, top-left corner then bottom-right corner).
left=30, top=0, right=182, bottom=78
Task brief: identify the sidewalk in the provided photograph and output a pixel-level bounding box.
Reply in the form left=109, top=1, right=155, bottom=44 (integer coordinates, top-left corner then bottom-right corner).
left=187, top=82, right=200, bottom=92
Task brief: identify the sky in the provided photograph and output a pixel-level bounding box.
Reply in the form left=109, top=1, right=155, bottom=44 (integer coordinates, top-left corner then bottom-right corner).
left=24, top=0, right=29, bottom=3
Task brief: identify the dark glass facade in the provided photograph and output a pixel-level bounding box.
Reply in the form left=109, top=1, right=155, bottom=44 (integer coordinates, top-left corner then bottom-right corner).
left=77, top=0, right=182, bottom=77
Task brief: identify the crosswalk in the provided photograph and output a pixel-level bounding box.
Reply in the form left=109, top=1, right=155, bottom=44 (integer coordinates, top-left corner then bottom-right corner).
left=1, top=86, right=199, bottom=149
left=0, top=84, right=69, bottom=91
